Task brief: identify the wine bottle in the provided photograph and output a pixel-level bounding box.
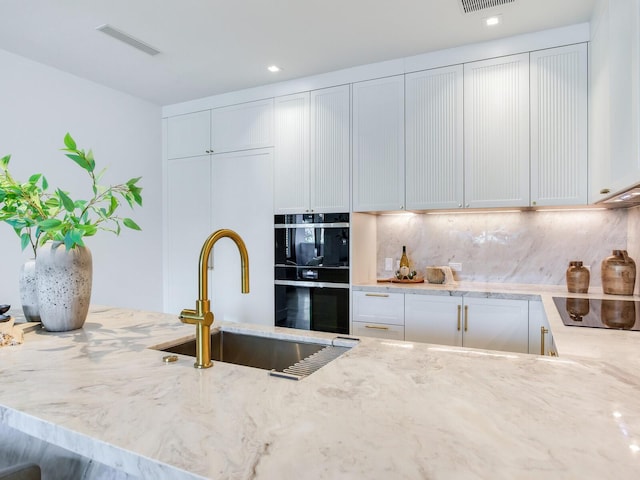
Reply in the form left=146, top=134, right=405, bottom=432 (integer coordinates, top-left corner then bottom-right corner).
left=399, top=246, right=410, bottom=278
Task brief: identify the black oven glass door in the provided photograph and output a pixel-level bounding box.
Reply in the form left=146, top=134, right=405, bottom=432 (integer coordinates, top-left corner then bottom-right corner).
left=275, top=283, right=349, bottom=335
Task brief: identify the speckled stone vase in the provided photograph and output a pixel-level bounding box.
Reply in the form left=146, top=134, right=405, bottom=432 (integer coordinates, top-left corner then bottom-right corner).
left=36, top=242, right=92, bottom=332
left=19, top=258, right=41, bottom=322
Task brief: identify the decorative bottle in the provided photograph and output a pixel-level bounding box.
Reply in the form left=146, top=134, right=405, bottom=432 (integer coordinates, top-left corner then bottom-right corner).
left=601, top=250, right=636, bottom=295
left=566, top=261, right=590, bottom=294
left=399, top=246, right=410, bottom=278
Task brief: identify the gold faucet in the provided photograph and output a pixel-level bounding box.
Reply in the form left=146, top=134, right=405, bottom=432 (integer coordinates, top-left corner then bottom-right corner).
left=179, top=229, right=249, bottom=369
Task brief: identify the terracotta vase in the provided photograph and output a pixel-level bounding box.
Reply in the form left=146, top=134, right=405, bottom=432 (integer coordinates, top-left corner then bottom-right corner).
left=36, top=242, right=92, bottom=332
left=566, top=260, right=590, bottom=293
left=18, top=258, right=41, bottom=322
left=601, top=250, right=636, bottom=295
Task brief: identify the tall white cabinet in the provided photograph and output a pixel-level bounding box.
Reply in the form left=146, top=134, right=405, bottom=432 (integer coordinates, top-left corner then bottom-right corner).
left=163, top=99, right=274, bottom=318
left=464, top=53, right=530, bottom=208
left=530, top=44, right=588, bottom=206
left=352, top=75, right=405, bottom=212
left=405, top=65, right=464, bottom=210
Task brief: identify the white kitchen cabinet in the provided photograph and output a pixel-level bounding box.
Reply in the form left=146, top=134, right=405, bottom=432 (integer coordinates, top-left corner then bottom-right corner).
left=590, top=0, right=640, bottom=201
left=405, top=294, right=530, bottom=354
left=528, top=300, right=557, bottom=356
left=166, top=100, right=273, bottom=160
left=352, top=75, right=405, bottom=212
left=211, top=99, right=273, bottom=154
left=530, top=44, right=588, bottom=206
left=464, top=54, right=530, bottom=208
left=166, top=110, right=211, bottom=159
left=274, top=86, right=351, bottom=214
left=274, top=92, right=310, bottom=213
left=164, top=156, right=212, bottom=314
left=352, top=290, right=404, bottom=340
left=309, top=85, right=351, bottom=213
left=405, top=65, right=464, bottom=210
left=210, top=149, right=274, bottom=326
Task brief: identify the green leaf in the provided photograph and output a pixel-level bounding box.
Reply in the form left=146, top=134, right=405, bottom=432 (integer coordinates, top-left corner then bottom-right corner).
left=63, top=133, right=77, bottom=150
left=0, top=155, right=11, bottom=170
left=20, top=233, right=30, bottom=251
left=86, top=149, right=95, bottom=172
left=108, top=195, right=118, bottom=216
left=28, top=173, right=42, bottom=184
left=38, top=218, right=62, bottom=230
left=65, top=153, right=90, bottom=171
left=41, top=176, right=49, bottom=190
left=123, top=218, right=141, bottom=231
left=57, top=189, right=75, bottom=212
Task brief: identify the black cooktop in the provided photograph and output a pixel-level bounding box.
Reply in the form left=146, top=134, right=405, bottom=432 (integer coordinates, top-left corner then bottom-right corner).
left=553, top=297, right=640, bottom=331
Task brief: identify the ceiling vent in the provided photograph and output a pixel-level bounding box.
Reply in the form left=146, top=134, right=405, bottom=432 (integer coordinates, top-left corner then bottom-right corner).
left=458, top=0, right=516, bottom=14
left=96, top=24, right=161, bottom=56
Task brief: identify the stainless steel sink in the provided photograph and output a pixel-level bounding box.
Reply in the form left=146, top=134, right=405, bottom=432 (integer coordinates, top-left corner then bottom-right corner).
left=159, top=330, right=355, bottom=379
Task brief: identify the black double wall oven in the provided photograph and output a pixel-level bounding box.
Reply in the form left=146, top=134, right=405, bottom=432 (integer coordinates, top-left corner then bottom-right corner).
left=274, top=213, right=350, bottom=334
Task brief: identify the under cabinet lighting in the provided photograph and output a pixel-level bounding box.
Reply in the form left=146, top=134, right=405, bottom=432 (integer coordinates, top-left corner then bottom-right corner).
left=267, top=65, right=281, bottom=73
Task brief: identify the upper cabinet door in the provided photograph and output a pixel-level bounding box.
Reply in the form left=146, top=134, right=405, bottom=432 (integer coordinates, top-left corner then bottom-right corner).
left=352, top=75, right=405, bottom=212
left=464, top=54, right=530, bottom=208
left=274, top=92, right=310, bottom=214
left=405, top=65, right=464, bottom=210
left=310, top=85, right=350, bottom=213
left=166, top=110, right=211, bottom=159
left=211, top=98, right=274, bottom=154
left=530, top=44, right=588, bottom=206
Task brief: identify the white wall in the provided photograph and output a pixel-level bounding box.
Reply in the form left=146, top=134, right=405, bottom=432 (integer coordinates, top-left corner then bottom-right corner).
left=0, top=48, right=163, bottom=314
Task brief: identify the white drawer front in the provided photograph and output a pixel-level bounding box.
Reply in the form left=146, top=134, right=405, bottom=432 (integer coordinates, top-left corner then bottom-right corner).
left=353, top=291, right=404, bottom=326
left=352, top=321, right=405, bottom=341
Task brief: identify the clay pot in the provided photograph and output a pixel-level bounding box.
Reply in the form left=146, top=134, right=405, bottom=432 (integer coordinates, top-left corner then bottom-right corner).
left=601, top=250, right=636, bottom=295
left=426, top=267, right=445, bottom=284
left=565, top=297, right=590, bottom=321
left=566, top=261, right=590, bottom=293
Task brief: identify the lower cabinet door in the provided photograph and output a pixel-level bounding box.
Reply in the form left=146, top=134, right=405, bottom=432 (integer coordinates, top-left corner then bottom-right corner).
left=405, top=294, right=462, bottom=347
left=462, top=297, right=529, bottom=354
left=352, top=321, right=404, bottom=340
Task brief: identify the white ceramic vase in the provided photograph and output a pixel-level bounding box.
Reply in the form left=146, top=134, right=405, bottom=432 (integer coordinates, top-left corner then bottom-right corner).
left=19, top=258, right=41, bottom=322
left=36, top=242, right=93, bottom=332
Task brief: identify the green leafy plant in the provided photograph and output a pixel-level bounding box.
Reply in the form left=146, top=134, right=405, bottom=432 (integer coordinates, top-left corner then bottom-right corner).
left=0, top=133, right=142, bottom=255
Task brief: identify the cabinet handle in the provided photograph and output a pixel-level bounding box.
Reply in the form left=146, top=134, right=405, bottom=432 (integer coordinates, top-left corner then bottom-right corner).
left=457, top=305, right=461, bottom=331
left=540, top=326, right=548, bottom=356
left=365, top=293, right=389, bottom=298
left=364, top=325, right=389, bottom=330
left=464, top=305, right=468, bottom=332
left=600, top=188, right=610, bottom=195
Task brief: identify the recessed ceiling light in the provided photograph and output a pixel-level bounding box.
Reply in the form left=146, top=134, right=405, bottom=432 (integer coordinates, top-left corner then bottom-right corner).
left=484, top=15, right=502, bottom=27
left=267, top=65, right=281, bottom=73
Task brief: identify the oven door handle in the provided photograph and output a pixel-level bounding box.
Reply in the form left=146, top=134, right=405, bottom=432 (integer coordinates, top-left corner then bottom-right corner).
left=274, top=280, right=350, bottom=289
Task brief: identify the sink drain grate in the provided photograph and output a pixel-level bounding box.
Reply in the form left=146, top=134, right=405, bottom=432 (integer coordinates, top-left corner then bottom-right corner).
left=269, top=345, right=350, bottom=380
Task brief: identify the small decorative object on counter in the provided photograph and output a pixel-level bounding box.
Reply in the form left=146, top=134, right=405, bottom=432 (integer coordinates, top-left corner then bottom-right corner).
left=426, top=266, right=446, bottom=284
left=395, top=246, right=417, bottom=280
left=566, top=261, right=589, bottom=293
left=601, top=250, right=636, bottom=295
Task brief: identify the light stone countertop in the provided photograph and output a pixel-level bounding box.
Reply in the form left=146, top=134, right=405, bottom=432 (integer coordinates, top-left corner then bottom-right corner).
left=1, top=285, right=640, bottom=479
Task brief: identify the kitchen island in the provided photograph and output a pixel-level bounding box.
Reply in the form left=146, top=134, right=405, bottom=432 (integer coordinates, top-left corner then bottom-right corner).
left=1, top=287, right=640, bottom=479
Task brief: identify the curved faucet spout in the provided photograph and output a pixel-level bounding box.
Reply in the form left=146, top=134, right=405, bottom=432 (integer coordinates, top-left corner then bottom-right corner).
left=179, top=228, right=250, bottom=369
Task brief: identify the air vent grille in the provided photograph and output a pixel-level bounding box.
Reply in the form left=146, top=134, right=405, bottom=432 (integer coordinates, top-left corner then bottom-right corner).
left=459, top=0, right=515, bottom=13
left=96, top=24, right=161, bottom=56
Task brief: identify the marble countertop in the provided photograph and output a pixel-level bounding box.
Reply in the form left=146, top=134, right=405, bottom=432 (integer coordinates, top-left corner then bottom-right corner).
left=2, top=286, right=640, bottom=479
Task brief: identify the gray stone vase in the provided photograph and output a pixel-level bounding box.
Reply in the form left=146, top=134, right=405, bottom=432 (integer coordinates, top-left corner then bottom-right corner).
left=19, top=258, right=41, bottom=322
left=36, top=242, right=93, bottom=332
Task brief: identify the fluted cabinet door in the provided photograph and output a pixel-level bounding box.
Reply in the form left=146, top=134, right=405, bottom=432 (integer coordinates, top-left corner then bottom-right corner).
left=406, top=65, right=464, bottom=210
left=274, top=93, right=310, bottom=213
left=310, top=85, right=350, bottom=213
left=531, top=44, right=588, bottom=206
left=352, top=75, right=405, bottom=212
left=211, top=98, right=274, bottom=154
left=166, top=110, right=211, bottom=159
left=464, top=54, right=530, bottom=208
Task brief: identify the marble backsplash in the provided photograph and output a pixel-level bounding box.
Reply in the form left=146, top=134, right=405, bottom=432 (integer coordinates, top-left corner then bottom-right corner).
left=376, top=208, right=636, bottom=288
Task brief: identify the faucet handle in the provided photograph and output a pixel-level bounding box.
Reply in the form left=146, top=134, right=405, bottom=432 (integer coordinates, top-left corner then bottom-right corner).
left=179, top=308, right=214, bottom=327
